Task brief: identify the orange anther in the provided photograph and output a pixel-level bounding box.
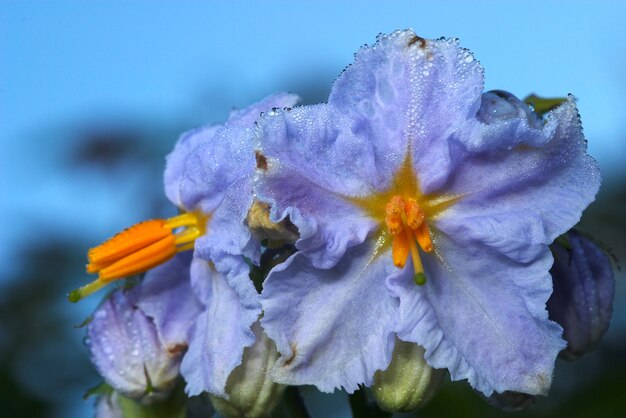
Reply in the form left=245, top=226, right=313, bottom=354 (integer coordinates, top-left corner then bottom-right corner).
left=385, top=213, right=403, bottom=235
left=73, top=212, right=205, bottom=302
left=385, top=195, right=428, bottom=281
left=415, top=222, right=433, bottom=253
left=88, top=219, right=169, bottom=266
left=391, top=232, right=410, bottom=268
left=98, top=235, right=177, bottom=282
left=404, top=198, right=425, bottom=230
left=385, top=196, right=406, bottom=235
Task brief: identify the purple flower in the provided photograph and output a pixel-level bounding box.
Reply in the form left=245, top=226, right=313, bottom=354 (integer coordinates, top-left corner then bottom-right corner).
left=255, top=30, right=600, bottom=395
left=547, top=231, right=615, bottom=360
left=83, top=93, right=299, bottom=398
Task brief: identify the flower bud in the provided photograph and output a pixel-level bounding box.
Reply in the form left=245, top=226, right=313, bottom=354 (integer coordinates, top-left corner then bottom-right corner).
left=547, top=231, right=615, bottom=360
left=209, top=322, right=285, bottom=418
left=87, top=290, right=182, bottom=402
left=372, top=338, right=446, bottom=412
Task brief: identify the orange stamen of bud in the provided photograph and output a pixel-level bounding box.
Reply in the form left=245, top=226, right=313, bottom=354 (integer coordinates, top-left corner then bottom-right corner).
left=384, top=196, right=433, bottom=285
left=69, top=212, right=207, bottom=302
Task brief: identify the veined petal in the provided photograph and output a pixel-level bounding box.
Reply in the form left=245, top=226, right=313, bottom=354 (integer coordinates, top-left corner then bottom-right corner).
left=164, top=93, right=299, bottom=212
left=171, top=124, right=257, bottom=213
left=330, top=30, right=484, bottom=193
left=436, top=98, right=601, bottom=263
left=164, top=124, right=220, bottom=208
left=128, top=252, right=203, bottom=350
left=260, top=242, right=398, bottom=393
left=195, top=176, right=258, bottom=266
left=181, top=258, right=259, bottom=397
left=255, top=105, right=378, bottom=268
left=389, top=232, right=565, bottom=396
left=255, top=162, right=375, bottom=268
left=192, top=176, right=263, bottom=357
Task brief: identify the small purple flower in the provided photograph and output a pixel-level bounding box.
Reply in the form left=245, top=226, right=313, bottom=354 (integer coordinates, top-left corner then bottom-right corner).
left=547, top=231, right=615, bottom=360
left=255, top=30, right=600, bottom=395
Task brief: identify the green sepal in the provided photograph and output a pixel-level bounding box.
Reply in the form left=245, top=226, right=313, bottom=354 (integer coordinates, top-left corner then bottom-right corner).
left=118, top=381, right=187, bottom=418
left=84, top=381, right=113, bottom=400
left=116, top=392, right=186, bottom=418
left=523, top=94, right=568, bottom=115
left=89, top=380, right=188, bottom=418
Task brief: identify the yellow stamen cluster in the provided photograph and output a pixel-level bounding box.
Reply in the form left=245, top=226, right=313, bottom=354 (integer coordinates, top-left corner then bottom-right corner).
left=385, top=196, right=433, bottom=285
left=69, top=212, right=206, bottom=302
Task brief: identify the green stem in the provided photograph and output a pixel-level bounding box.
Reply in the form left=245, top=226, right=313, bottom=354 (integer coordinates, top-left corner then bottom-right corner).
left=348, top=387, right=370, bottom=418
left=348, top=387, right=391, bottom=418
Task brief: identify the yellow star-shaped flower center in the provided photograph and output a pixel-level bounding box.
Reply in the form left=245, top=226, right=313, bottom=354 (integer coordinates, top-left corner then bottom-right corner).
left=348, top=153, right=458, bottom=285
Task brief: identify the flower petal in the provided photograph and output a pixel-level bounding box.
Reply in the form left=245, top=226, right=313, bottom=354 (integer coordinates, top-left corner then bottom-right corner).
left=437, top=98, right=601, bottom=263
left=255, top=105, right=377, bottom=268
left=195, top=176, right=258, bottom=265
left=164, top=124, right=220, bottom=208
left=164, top=93, right=299, bottom=211
left=180, top=258, right=259, bottom=397
left=128, top=252, right=203, bottom=350
left=330, top=30, right=484, bottom=193
left=389, top=233, right=565, bottom=396
left=260, top=242, right=397, bottom=393
left=228, top=92, right=300, bottom=127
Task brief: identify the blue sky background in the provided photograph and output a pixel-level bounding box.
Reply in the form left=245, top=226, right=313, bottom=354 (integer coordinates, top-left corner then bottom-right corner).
left=1, top=1, right=625, bottom=417
left=2, top=1, right=626, bottom=273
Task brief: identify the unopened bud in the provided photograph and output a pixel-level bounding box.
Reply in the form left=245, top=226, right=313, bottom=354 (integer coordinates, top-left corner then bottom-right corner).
left=547, top=231, right=615, bottom=360
left=87, top=291, right=182, bottom=402
left=372, top=339, right=446, bottom=412
left=209, top=322, right=285, bottom=418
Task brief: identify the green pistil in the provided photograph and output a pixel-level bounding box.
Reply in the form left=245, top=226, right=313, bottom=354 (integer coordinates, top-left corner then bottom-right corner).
left=413, top=272, right=427, bottom=286
left=68, top=289, right=82, bottom=303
